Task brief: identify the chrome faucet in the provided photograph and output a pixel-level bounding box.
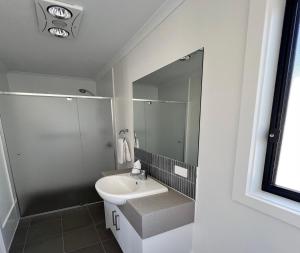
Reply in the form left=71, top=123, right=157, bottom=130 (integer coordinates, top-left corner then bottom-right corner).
left=130, top=169, right=148, bottom=180
left=138, top=170, right=147, bottom=180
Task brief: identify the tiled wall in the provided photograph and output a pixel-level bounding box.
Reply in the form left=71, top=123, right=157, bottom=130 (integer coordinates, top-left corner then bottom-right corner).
left=134, top=148, right=197, bottom=199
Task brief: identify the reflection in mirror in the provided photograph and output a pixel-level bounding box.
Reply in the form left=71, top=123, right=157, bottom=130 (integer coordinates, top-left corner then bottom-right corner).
left=133, top=49, right=203, bottom=166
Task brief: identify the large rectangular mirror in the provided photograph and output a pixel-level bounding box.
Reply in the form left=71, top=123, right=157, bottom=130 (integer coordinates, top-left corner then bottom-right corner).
left=133, top=49, right=203, bottom=166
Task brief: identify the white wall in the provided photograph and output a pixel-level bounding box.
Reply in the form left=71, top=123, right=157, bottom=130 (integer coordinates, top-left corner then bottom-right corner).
left=7, top=72, right=96, bottom=95
left=0, top=62, right=9, bottom=92
left=109, top=0, right=300, bottom=252
left=96, top=69, right=114, bottom=97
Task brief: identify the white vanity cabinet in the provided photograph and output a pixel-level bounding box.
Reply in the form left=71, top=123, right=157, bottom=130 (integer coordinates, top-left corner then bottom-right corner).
left=104, top=201, right=193, bottom=253
left=104, top=201, right=142, bottom=253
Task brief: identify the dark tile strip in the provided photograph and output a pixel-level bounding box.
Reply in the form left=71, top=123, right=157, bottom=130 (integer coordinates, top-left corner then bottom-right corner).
left=135, top=148, right=197, bottom=199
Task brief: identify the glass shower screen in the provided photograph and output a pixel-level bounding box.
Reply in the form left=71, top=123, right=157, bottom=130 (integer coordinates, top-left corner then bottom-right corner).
left=0, top=95, right=115, bottom=216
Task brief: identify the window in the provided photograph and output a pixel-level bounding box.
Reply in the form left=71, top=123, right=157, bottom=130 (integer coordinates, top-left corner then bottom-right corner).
left=262, top=0, right=300, bottom=202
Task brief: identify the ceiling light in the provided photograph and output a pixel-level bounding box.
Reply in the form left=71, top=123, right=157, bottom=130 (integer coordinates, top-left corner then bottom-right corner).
left=35, top=0, right=83, bottom=39
left=48, top=27, right=69, bottom=38
left=48, top=5, right=72, bottom=20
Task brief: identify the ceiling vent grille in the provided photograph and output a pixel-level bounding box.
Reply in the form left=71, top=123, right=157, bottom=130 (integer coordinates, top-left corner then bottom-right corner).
left=35, top=0, right=83, bottom=39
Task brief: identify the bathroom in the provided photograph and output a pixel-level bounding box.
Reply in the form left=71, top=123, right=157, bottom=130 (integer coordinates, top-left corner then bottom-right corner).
left=1, top=0, right=300, bottom=253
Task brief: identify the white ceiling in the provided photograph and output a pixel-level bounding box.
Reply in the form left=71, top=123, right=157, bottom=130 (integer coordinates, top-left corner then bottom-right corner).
left=0, top=0, right=167, bottom=78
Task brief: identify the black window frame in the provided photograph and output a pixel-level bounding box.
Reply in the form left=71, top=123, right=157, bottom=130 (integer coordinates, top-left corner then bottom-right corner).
left=262, top=0, right=300, bottom=202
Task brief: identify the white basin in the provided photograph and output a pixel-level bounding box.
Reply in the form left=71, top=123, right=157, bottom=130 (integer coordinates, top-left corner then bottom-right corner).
left=95, top=173, right=168, bottom=205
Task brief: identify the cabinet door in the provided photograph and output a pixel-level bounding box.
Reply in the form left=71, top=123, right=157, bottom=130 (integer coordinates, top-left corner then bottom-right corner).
left=115, top=207, right=142, bottom=253
left=114, top=211, right=125, bottom=250
left=104, top=201, right=142, bottom=253
left=104, top=202, right=115, bottom=231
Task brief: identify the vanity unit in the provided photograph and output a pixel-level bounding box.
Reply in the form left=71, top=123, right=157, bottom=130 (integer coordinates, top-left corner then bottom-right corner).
left=96, top=170, right=195, bottom=253
left=93, top=48, right=202, bottom=253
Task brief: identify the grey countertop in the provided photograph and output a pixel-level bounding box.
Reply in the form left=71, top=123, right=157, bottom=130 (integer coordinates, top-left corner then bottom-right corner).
left=100, top=169, right=195, bottom=239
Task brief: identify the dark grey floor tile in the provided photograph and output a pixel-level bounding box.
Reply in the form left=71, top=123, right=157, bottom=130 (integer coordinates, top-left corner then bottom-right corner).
left=62, top=207, right=93, bottom=231
left=87, top=202, right=105, bottom=225
left=95, top=223, right=113, bottom=242
left=24, top=235, right=63, bottom=253
left=9, top=243, right=24, bottom=253
left=27, top=218, right=62, bottom=243
left=102, top=238, right=123, bottom=253
left=18, top=218, right=31, bottom=229
left=63, top=226, right=99, bottom=253
left=30, top=212, right=61, bottom=226
left=71, top=244, right=105, bottom=253
left=10, top=223, right=29, bottom=247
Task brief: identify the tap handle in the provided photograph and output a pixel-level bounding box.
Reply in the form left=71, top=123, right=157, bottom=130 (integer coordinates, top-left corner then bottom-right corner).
left=140, top=169, right=148, bottom=179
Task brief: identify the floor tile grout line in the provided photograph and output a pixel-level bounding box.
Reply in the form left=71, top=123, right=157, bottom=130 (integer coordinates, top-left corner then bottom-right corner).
left=14, top=204, right=110, bottom=253
left=63, top=223, right=98, bottom=234
left=87, top=206, right=107, bottom=253
left=61, top=213, right=66, bottom=253
left=86, top=205, right=108, bottom=253
left=21, top=218, right=32, bottom=253
left=66, top=242, right=101, bottom=253
left=60, top=206, right=103, bottom=253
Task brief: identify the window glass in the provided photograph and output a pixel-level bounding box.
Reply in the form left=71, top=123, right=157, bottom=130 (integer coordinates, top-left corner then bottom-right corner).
left=276, top=24, right=300, bottom=193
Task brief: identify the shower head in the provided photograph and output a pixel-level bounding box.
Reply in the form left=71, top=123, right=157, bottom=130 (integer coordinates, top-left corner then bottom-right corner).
left=78, top=88, right=95, bottom=96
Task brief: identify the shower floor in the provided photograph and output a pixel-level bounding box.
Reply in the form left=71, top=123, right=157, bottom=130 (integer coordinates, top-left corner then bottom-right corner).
left=9, top=202, right=123, bottom=253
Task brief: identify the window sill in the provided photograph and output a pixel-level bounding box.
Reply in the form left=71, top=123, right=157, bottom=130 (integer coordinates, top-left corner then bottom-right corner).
left=233, top=0, right=300, bottom=229
left=234, top=188, right=300, bottom=228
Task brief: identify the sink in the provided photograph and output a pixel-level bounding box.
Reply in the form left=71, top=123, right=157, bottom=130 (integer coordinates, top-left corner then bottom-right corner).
left=95, top=173, right=168, bottom=205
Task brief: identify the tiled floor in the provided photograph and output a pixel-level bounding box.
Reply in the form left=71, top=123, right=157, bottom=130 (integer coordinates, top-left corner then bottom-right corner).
left=9, top=202, right=123, bottom=253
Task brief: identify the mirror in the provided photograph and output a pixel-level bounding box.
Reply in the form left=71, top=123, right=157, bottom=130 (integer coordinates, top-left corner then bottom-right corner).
left=133, top=49, right=203, bottom=166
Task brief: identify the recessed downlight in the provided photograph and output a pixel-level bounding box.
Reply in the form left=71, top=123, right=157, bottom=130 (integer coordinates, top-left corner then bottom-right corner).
left=47, top=5, right=72, bottom=20
left=48, top=27, right=69, bottom=38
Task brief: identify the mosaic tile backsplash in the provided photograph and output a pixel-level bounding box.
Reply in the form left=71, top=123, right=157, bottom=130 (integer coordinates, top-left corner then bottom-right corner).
left=134, top=148, right=197, bottom=199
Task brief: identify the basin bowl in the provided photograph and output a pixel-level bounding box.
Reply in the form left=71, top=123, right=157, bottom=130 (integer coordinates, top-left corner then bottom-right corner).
left=95, top=173, right=168, bottom=205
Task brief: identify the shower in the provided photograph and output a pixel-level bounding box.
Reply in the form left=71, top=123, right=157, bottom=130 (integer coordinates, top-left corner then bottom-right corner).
left=78, top=88, right=95, bottom=96
left=0, top=94, right=115, bottom=216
